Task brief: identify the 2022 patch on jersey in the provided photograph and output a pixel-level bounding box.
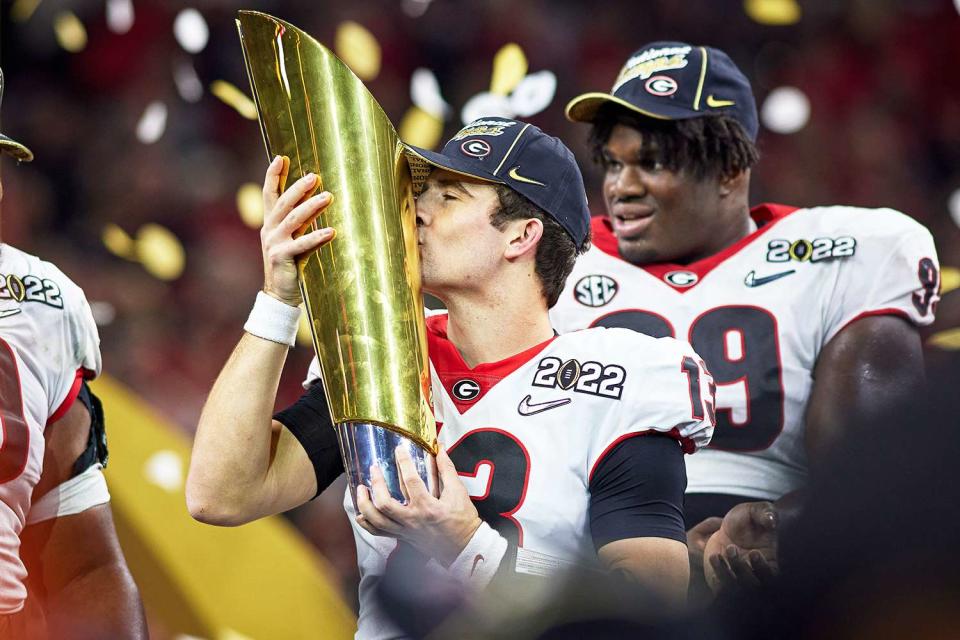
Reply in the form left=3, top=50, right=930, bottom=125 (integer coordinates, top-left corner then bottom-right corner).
left=0, top=244, right=101, bottom=613
left=551, top=204, right=939, bottom=502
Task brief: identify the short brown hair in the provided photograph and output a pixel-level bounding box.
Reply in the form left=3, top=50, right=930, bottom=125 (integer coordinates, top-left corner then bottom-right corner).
left=490, top=185, right=589, bottom=308
left=589, top=105, right=759, bottom=180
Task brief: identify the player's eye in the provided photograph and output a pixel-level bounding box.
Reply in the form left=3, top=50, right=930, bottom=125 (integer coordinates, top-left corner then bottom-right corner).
left=442, top=192, right=459, bottom=201
left=601, top=153, right=622, bottom=171
left=637, top=155, right=664, bottom=172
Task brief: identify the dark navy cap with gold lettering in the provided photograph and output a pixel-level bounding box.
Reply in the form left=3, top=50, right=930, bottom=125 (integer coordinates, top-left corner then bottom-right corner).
left=405, top=117, right=590, bottom=250
left=565, top=42, right=758, bottom=141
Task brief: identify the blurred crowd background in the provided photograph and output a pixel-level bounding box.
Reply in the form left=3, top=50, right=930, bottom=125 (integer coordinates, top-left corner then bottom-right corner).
left=2, top=0, right=959, bottom=615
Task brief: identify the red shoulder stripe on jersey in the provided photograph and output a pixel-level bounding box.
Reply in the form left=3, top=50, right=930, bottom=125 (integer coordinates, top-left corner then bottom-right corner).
left=426, top=314, right=556, bottom=414
left=590, top=204, right=801, bottom=293
left=590, top=215, right=620, bottom=257
left=588, top=427, right=694, bottom=484
left=836, top=308, right=913, bottom=336
left=47, top=368, right=84, bottom=426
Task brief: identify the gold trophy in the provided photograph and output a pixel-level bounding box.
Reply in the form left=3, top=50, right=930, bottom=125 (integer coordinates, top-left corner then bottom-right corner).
left=237, top=11, right=437, bottom=507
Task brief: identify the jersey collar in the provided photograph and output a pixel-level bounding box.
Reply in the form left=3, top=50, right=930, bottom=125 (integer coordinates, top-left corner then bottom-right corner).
left=591, top=203, right=800, bottom=292
left=426, top=314, right=556, bottom=414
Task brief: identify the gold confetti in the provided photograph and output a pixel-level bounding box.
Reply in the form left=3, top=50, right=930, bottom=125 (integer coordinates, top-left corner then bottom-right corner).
left=236, top=182, right=265, bottom=229
left=102, top=224, right=137, bottom=260
left=928, top=328, right=960, bottom=350
left=210, top=80, right=258, bottom=120
left=335, top=21, right=381, bottom=81
left=54, top=11, right=88, bottom=53
left=11, top=0, right=41, bottom=22
left=744, top=0, right=802, bottom=25
left=490, top=44, right=527, bottom=96
left=941, top=266, right=960, bottom=296
left=398, top=106, right=444, bottom=150
left=136, top=224, right=186, bottom=281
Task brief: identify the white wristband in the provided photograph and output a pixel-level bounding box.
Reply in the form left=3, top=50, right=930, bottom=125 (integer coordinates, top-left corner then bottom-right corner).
left=446, top=521, right=508, bottom=589
left=244, top=291, right=301, bottom=347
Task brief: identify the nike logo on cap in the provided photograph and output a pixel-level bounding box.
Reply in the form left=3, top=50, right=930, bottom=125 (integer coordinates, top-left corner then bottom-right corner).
left=744, top=269, right=796, bottom=287
left=517, top=394, right=571, bottom=416
left=508, top=166, right=546, bottom=186
left=706, top=95, right=736, bottom=108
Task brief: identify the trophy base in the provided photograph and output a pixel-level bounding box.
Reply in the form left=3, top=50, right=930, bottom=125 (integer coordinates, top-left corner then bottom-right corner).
left=336, top=422, right=439, bottom=511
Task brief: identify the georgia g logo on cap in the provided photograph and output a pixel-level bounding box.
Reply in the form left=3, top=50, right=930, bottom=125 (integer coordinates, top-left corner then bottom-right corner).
left=645, top=75, right=678, bottom=96
left=461, top=139, right=492, bottom=158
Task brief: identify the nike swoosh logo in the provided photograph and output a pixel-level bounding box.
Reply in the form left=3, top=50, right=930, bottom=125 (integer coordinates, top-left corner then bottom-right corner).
left=471, top=554, right=485, bottom=576
left=706, top=95, right=736, bottom=108
left=0, top=309, right=22, bottom=319
left=508, top=167, right=546, bottom=186
left=518, top=394, right=571, bottom=416
left=744, top=269, right=796, bottom=287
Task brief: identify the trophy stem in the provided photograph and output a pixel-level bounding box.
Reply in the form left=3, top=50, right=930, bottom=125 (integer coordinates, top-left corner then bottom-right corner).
left=336, top=422, right=439, bottom=510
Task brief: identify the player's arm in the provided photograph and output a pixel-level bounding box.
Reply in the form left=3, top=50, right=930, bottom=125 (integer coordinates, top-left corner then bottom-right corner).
left=805, top=314, right=924, bottom=458
left=186, top=156, right=336, bottom=526
left=591, top=434, right=690, bottom=607
left=21, top=391, right=147, bottom=639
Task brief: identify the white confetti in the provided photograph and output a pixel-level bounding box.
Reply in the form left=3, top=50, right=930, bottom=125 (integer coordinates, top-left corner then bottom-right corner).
left=401, top=0, right=433, bottom=17
left=410, top=68, right=449, bottom=119
left=105, top=0, right=134, bottom=34
left=173, top=60, right=204, bottom=103
left=173, top=8, right=209, bottom=54
left=761, top=86, right=810, bottom=134
left=136, top=101, right=167, bottom=144
left=949, top=188, right=960, bottom=229
left=509, top=70, right=557, bottom=118
left=143, top=450, right=184, bottom=492
left=89, top=301, right=116, bottom=326
left=461, top=92, right=513, bottom=126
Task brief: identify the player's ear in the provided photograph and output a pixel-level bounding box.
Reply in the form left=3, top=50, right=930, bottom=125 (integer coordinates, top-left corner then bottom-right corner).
left=503, top=218, right=544, bottom=261
left=718, top=168, right=749, bottom=198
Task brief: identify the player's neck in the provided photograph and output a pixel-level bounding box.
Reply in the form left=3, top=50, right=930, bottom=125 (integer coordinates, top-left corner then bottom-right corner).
left=679, top=203, right=754, bottom=265
left=442, top=289, right=553, bottom=368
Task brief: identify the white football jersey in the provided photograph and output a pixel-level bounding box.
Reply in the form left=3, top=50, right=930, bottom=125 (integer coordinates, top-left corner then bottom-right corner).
left=0, top=244, right=101, bottom=613
left=306, top=314, right=714, bottom=639
left=551, top=204, right=940, bottom=502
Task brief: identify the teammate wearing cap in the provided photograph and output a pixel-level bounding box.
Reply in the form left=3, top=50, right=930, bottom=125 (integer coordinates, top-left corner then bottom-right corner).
left=0, top=68, right=146, bottom=637
left=550, top=42, right=939, bottom=591
left=187, top=116, right=715, bottom=637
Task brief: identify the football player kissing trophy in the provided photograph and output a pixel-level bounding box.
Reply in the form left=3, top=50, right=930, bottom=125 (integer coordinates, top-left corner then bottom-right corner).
left=236, top=11, right=438, bottom=507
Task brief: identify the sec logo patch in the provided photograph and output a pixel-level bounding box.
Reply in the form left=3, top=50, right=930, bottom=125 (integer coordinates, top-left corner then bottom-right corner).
left=574, top=274, right=618, bottom=307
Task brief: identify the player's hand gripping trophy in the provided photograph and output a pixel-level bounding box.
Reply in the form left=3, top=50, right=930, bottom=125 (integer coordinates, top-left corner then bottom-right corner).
left=237, top=11, right=438, bottom=507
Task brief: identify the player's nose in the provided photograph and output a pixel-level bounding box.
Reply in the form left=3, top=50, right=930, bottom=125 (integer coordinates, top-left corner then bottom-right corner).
left=610, top=165, right=648, bottom=200
left=414, top=197, right=431, bottom=227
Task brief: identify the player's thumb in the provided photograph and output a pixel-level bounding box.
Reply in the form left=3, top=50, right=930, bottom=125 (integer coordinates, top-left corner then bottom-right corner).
left=436, top=448, right=458, bottom=481
left=749, top=501, right=778, bottom=531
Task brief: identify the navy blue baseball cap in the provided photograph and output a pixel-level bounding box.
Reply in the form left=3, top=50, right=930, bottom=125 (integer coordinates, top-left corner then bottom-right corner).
left=405, top=117, right=590, bottom=249
left=0, top=68, right=33, bottom=162
left=565, top=42, right=758, bottom=141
